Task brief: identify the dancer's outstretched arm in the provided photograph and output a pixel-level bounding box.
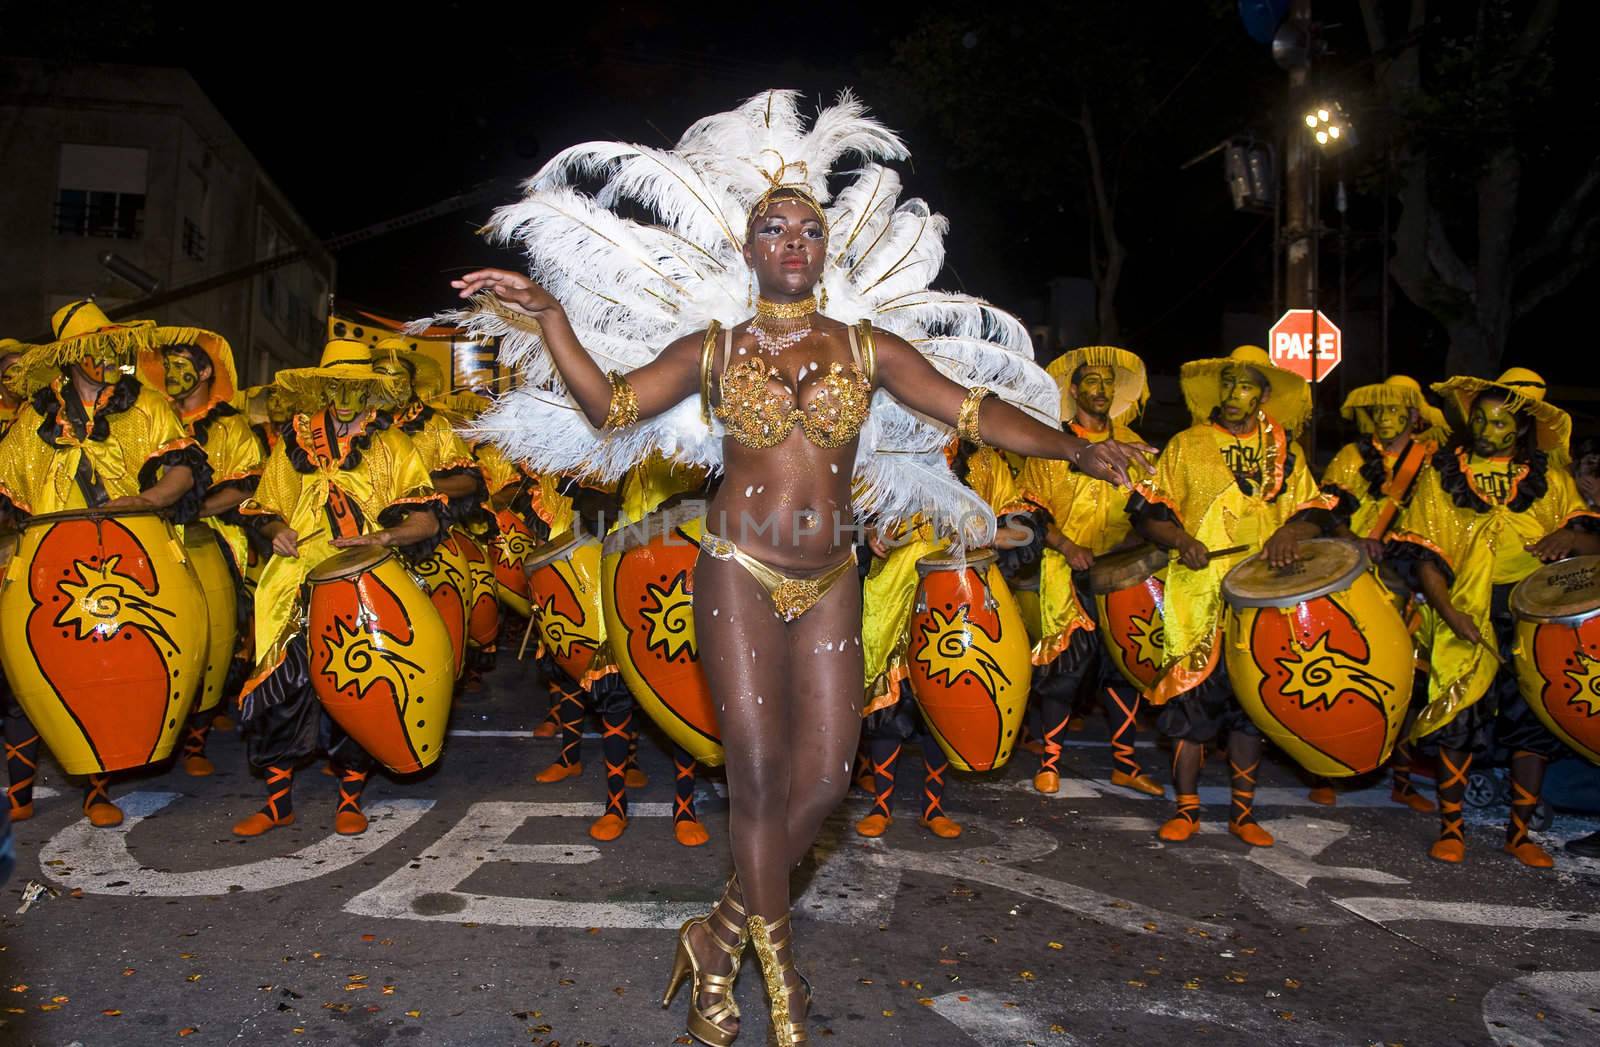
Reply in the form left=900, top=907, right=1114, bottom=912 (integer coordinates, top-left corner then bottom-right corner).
left=453, top=269, right=701, bottom=428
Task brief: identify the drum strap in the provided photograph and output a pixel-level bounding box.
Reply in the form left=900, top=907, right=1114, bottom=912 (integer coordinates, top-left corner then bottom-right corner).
left=304, top=413, right=367, bottom=540
left=1366, top=440, right=1430, bottom=540
left=72, top=453, right=110, bottom=509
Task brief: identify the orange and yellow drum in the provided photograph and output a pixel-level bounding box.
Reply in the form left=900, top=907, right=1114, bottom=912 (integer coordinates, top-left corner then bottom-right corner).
left=601, top=504, right=723, bottom=766
left=491, top=509, right=538, bottom=617
left=1511, top=555, right=1600, bottom=764
left=905, top=549, right=1032, bottom=772
left=1089, top=546, right=1168, bottom=693
left=305, top=546, right=455, bottom=774
left=1009, top=572, right=1043, bottom=647
left=1222, top=539, right=1413, bottom=778
left=456, top=530, right=501, bottom=649
left=184, top=524, right=239, bottom=714
left=0, top=509, right=206, bottom=774
left=412, top=531, right=471, bottom=677
left=526, top=530, right=605, bottom=682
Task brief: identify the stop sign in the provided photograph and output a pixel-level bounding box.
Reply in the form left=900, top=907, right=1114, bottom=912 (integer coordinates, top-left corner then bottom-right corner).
left=1268, top=309, right=1342, bottom=382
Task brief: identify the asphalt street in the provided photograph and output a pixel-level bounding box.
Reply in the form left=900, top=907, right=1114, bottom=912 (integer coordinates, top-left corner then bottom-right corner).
left=2, top=652, right=1598, bottom=1047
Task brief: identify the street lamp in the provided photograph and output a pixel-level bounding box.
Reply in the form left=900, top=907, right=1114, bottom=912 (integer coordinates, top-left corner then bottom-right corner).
left=1303, top=101, right=1356, bottom=154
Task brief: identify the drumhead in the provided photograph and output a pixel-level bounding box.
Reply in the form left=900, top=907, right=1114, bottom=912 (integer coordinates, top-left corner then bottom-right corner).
left=915, top=548, right=997, bottom=577
left=1510, top=555, right=1600, bottom=624
left=22, top=506, right=162, bottom=530
left=601, top=501, right=704, bottom=557
left=1088, top=544, right=1166, bottom=595
left=525, top=530, right=596, bottom=572
left=307, top=545, right=393, bottom=582
left=1222, top=538, right=1368, bottom=609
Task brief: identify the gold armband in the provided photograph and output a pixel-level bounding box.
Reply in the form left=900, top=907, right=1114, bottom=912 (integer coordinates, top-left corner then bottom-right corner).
left=603, top=370, right=639, bottom=430
left=957, top=386, right=993, bottom=446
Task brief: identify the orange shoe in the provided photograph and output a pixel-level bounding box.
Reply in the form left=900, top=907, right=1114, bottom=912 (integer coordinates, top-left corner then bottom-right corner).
left=1111, top=770, right=1165, bottom=797
left=1308, top=785, right=1337, bottom=806
left=1067, top=715, right=1087, bottom=733
left=1391, top=787, right=1437, bottom=814
left=920, top=815, right=963, bottom=839
left=1504, top=840, right=1554, bottom=869
left=1020, top=738, right=1047, bottom=756
left=1229, top=821, right=1274, bottom=848
left=1158, top=814, right=1199, bottom=842
left=211, top=713, right=234, bottom=732
left=624, top=767, right=649, bottom=789
left=1033, top=770, right=1060, bottom=795
left=856, top=772, right=876, bottom=794
left=183, top=754, right=215, bottom=777
left=674, top=819, right=710, bottom=847
left=535, top=761, right=583, bottom=784
left=334, top=809, right=369, bottom=836
left=321, top=763, right=337, bottom=777
left=233, top=810, right=294, bottom=837
left=85, top=801, right=124, bottom=828
left=588, top=813, right=628, bottom=841
left=1429, top=838, right=1465, bottom=863
left=10, top=801, right=35, bottom=822
left=531, top=719, right=558, bottom=739
left=855, top=813, right=892, bottom=838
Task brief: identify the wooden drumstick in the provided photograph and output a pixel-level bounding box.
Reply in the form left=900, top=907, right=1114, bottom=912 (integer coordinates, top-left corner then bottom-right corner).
left=1206, top=544, right=1251, bottom=559
left=517, top=611, right=539, bottom=661
left=1477, top=637, right=1506, bottom=670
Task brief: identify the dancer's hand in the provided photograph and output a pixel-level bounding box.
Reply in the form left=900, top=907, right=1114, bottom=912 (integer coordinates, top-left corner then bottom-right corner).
left=269, top=526, right=299, bottom=559
left=1073, top=439, right=1158, bottom=490
left=1528, top=528, right=1581, bottom=563
left=1441, top=608, right=1485, bottom=649
left=452, top=269, right=561, bottom=318
left=1176, top=535, right=1210, bottom=571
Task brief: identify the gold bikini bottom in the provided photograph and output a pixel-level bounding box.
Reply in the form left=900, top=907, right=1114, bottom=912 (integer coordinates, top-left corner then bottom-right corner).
left=698, top=533, right=856, bottom=622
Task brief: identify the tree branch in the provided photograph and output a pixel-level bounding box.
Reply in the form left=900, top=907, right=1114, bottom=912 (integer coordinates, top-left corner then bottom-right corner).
left=1516, top=210, right=1600, bottom=319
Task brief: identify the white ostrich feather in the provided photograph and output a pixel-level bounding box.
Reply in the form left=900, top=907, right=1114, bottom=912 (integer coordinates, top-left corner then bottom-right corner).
left=432, top=90, right=1061, bottom=547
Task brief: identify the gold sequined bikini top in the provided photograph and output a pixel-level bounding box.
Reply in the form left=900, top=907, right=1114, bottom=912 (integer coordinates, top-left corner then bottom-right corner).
left=700, top=320, right=875, bottom=450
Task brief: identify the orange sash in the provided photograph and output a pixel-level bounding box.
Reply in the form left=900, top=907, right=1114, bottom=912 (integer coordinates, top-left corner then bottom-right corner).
left=1365, top=439, right=1431, bottom=540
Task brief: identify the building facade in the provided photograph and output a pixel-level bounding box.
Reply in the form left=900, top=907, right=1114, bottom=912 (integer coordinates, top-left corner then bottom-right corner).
left=0, top=58, right=332, bottom=382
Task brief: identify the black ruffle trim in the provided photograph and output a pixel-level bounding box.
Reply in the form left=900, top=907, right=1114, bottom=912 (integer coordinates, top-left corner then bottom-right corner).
left=1434, top=445, right=1549, bottom=514
left=995, top=508, right=1047, bottom=581
left=137, top=444, right=213, bottom=526
left=191, top=401, right=241, bottom=446
left=1126, top=491, right=1179, bottom=528
left=283, top=411, right=392, bottom=475
left=1321, top=484, right=1362, bottom=528
left=1289, top=506, right=1339, bottom=537
left=212, top=474, right=263, bottom=531
left=1356, top=439, right=1389, bottom=500
left=1384, top=535, right=1454, bottom=591
left=378, top=498, right=448, bottom=564
left=433, top=464, right=487, bottom=527
left=33, top=375, right=141, bottom=447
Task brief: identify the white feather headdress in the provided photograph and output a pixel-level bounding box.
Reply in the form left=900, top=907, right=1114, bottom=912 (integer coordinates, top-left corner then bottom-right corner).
left=434, top=90, right=1059, bottom=546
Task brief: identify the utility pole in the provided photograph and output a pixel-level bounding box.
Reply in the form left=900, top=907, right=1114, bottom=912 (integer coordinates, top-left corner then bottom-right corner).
left=1283, top=0, right=1315, bottom=312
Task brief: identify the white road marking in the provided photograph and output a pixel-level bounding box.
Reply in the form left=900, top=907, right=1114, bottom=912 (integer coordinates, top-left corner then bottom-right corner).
left=1482, top=970, right=1600, bottom=1046
left=37, top=791, right=433, bottom=897
left=1335, top=897, right=1600, bottom=931
left=447, top=729, right=604, bottom=738
left=980, top=776, right=1422, bottom=808
left=929, top=991, right=1081, bottom=1046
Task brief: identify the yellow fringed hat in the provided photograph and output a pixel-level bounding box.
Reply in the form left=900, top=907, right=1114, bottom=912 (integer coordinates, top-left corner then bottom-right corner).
left=373, top=338, right=447, bottom=401
left=427, top=390, right=491, bottom=425
left=1341, top=375, right=1449, bottom=439
left=1431, top=367, right=1572, bottom=456
left=1046, top=345, right=1148, bottom=426
left=273, top=339, right=404, bottom=406
left=9, top=300, right=155, bottom=396
left=1179, top=344, right=1312, bottom=431
left=137, top=327, right=241, bottom=418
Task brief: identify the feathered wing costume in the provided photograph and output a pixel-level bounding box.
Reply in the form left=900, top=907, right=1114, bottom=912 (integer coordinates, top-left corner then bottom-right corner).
left=436, top=90, right=1058, bottom=547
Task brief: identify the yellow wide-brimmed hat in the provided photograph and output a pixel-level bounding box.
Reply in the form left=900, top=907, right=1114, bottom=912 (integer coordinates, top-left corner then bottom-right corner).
left=1341, top=375, right=1449, bottom=439
left=9, top=299, right=229, bottom=397
left=1432, top=367, right=1571, bottom=456
left=1045, top=345, right=1148, bottom=426
left=137, top=327, right=241, bottom=416
left=0, top=337, right=26, bottom=359
left=1179, top=344, right=1311, bottom=430
left=273, top=339, right=404, bottom=405
left=427, top=390, right=492, bottom=425
left=373, top=337, right=447, bottom=401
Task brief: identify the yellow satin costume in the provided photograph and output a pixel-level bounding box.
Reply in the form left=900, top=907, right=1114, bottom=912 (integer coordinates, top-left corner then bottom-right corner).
left=1321, top=437, right=1439, bottom=542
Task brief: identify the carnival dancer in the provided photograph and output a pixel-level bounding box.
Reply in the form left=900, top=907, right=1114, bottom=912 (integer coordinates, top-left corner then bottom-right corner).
left=1386, top=368, right=1600, bottom=867
left=0, top=338, right=40, bottom=822
left=1128, top=345, right=1338, bottom=848
left=0, top=302, right=211, bottom=827
left=146, top=329, right=265, bottom=776
left=1016, top=346, right=1164, bottom=797
left=445, top=91, right=1149, bottom=1045
left=1308, top=375, right=1449, bottom=810
left=230, top=339, right=445, bottom=838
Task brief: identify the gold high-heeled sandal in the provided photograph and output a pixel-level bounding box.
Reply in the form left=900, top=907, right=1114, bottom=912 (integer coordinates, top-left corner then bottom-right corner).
left=662, top=879, right=748, bottom=1046
left=748, top=912, right=808, bottom=1047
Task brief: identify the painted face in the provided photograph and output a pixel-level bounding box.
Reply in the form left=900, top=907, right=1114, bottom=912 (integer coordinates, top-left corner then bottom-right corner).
left=1218, top=364, right=1266, bottom=425
left=162, top=351, right=202, bottom=398
left=1578, top=452, right=1600, bottom=482
left=0, top=354, right=22, bottom=406
left=74, top=351, right=132, bottom=387
left=265, top=387, right=292, bottom=425
left=743, top=196, right=827, bottom=302
left=1369, top=404, right=1414, bottom=443
left=328, top=382, right=366, bottom=423
left=1469, top=397, right=1518, bottom=457
left=372, top=358, right=414, bottom=406
left=1072, top=365, right=1116, bottom=419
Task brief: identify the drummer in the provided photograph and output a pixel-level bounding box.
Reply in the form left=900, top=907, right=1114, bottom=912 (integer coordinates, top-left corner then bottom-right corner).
left=1015, top=346, right=1164, bottom=797
left=231, top=339, right=446, bottom=838
left=1386, top=368, right=1600, bottom=868
left=0, top=338, right=40, bottom=824
left=146, top=328, right=265, bottom=777
left=1127, top=345, right=1338, bottom=847
left=1310, top=375, right=1449, bottom=811
left=0, top=302, right=212, bottom=828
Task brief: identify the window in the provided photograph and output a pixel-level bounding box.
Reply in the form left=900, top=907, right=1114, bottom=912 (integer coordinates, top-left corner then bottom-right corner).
left=55, top=144, right=149, bottom=240
left=182, top=218, right=207, bottom=261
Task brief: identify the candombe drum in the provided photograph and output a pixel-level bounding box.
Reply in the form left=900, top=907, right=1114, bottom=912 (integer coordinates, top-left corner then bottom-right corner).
left=410, top=531, right=471, bottom=677
left=0, top=509, right=206, bottom=774
left=491, top=508, right=538, bottom=617
left=456, top=530, right=501, bottom=650
left=1009, top=571, right=1043, bottom=647
left=1089, top=544, right=1168, bottom=693
left=305, top=546, right=454, bottom=774
left=184, top=524, right=239, bottom=714
left=525, top=529, right=606, bottom=682
left=1221, top=538, right=1413, bottom=778
left=1510, top=554, right=1600, bottom=763
left=905, top=549, right=1032, bottom=772
left=600, top=503, right=723, bottom=766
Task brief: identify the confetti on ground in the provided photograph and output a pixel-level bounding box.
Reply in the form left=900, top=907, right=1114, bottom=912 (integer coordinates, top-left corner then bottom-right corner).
left=179, top=1028, right=198, bottom=1037
left=405, top=1010, right=422, bottom=1018
left=103, top=1009, right=123, bottom=1016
